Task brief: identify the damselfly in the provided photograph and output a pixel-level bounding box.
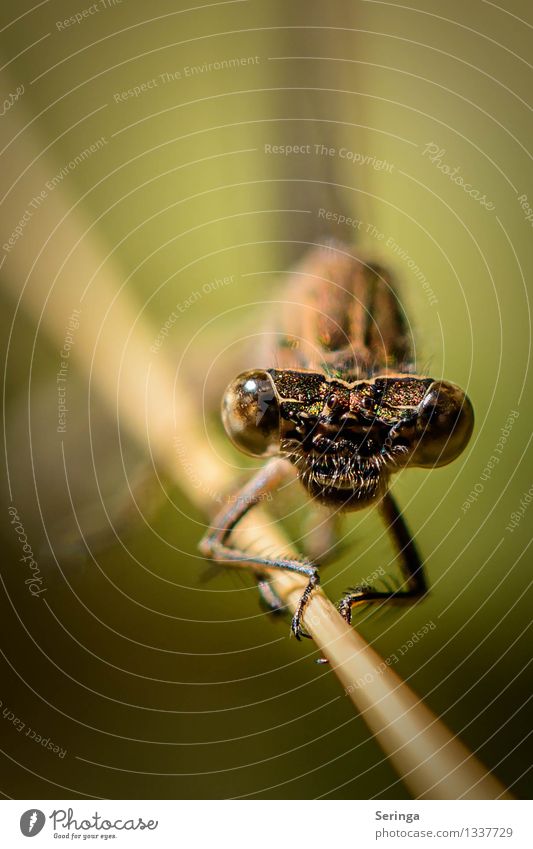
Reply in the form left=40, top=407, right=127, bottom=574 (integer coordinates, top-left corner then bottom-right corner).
left=200, top=242, right=474, bottom=640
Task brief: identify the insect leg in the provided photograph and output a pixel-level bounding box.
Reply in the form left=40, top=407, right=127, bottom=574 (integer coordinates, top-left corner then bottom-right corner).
left=257, top=578, right=286, bottom=614
left=338, top=491, right=428, bottom=625
left=198, top=458, right=320, bottom=639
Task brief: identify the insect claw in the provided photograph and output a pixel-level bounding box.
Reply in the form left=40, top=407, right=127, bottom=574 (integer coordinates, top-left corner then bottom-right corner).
left=290, top=610, right=301, bottom=639
left=337, top=597, right=352, bottom=625
left=290, top=613, right=312, bottom=640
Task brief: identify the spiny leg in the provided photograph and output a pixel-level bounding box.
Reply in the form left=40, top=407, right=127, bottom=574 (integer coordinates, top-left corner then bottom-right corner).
left=338, top=490, right=428, bottom=625
left=198, top=457, right=320, bottom=639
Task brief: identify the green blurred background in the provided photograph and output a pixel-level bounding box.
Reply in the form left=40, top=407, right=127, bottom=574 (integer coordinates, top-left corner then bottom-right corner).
left=0, top=0, right=531, bottom=799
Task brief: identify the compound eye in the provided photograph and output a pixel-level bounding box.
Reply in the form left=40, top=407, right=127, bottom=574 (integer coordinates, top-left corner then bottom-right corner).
left=221, top=370, right=280, bottom=457
left=411, top=380, right=474, bottom=468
